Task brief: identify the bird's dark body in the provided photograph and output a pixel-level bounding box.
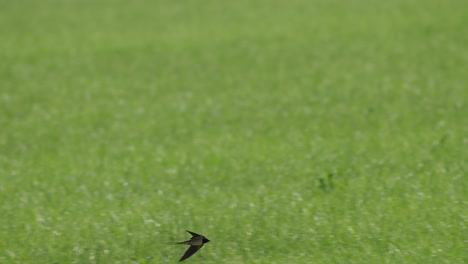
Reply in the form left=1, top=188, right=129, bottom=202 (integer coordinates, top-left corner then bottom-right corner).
left=175, top=230, right=210, bottom=261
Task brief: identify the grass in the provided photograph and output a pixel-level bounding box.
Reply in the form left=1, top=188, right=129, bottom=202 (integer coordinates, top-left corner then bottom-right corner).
left=0, top=0, right=466, bottom=263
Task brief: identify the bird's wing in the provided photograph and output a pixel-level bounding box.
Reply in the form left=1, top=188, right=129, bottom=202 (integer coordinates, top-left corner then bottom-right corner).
left=179, top=245, right=203, bottom=262
left=186, top=230, right=203, bottom=238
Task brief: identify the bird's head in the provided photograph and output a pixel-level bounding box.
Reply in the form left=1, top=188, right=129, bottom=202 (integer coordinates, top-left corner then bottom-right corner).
left=203, top=237, right=210, bottom=243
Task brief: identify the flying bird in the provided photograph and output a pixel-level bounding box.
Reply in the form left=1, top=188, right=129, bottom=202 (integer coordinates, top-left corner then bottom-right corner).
left=174, top=230, right=210, bottom=261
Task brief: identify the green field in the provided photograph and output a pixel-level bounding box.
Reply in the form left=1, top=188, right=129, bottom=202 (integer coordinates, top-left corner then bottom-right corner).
left=1, top=0, right=466, bottom=263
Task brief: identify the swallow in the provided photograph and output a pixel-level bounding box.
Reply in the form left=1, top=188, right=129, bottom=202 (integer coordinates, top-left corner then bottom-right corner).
left=175, top=230, right=210, bottom=261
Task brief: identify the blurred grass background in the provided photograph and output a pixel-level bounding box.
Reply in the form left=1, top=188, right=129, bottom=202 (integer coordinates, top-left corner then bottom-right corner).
left=0, top=0, right=466, bottom=263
